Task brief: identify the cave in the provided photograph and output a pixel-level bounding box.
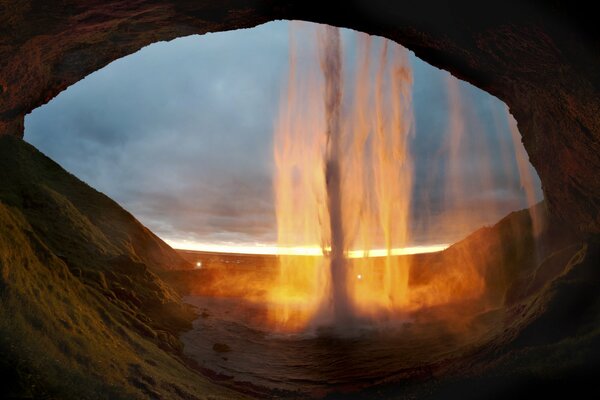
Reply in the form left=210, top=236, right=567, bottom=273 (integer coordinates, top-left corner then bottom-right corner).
left=1, top=2, right=599, bottom=399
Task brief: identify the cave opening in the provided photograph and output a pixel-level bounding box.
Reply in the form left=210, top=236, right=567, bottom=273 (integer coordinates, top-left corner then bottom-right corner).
left=3, top=3, right=600, bottom=398
left=21, top=19, right=551, bottom=397
left=24, top=20, right=542, bottom=252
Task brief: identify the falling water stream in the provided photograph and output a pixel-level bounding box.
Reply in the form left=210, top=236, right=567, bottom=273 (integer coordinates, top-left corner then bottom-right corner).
left=320, top=26, right=350, bottom=324
left=272, top=23, right=415, bottom=329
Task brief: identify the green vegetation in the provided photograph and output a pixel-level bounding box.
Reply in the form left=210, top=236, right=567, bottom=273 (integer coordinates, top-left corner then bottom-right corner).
left=0, top=136, right=246, bottom=399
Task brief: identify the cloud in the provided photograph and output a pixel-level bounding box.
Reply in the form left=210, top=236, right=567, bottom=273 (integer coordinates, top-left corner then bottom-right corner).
left=25, top=21, right=542, bottom=246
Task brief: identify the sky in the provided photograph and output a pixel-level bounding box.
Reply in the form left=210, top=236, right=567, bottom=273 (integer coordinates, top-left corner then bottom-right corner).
left=25, top=21, right=543, bottom=250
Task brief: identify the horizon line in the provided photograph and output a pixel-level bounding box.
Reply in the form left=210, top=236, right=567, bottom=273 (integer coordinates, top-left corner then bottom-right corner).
left=163, top=240, right=450, bottom=258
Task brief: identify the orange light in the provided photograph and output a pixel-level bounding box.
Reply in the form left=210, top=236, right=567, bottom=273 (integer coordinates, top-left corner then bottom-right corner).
left=169, top=24, right=529, bottom=332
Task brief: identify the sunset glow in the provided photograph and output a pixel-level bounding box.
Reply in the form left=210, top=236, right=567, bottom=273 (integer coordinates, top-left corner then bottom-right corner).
left=164, top=240, right=449, bottom=257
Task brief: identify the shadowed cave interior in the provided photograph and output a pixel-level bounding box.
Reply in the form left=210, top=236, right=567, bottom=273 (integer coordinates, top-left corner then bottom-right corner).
left=1, top=2, right=599, bottom=400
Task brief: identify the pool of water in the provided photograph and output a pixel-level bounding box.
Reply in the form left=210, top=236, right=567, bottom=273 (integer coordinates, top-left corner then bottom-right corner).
left=181, top=295, right=503, bottom=398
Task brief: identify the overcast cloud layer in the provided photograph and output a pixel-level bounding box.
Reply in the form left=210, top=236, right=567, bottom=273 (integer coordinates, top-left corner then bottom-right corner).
left=25, top=21, right=542, bottom=247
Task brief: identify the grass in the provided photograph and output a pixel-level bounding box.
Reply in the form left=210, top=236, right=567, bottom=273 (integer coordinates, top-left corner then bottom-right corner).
left=0, top=135, right=247, bottom=399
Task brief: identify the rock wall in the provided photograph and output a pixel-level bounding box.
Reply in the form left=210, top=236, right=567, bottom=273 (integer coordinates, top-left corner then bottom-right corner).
left=0, top=0, right=598, bottom=234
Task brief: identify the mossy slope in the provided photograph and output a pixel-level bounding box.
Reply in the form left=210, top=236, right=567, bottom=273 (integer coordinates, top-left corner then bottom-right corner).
left=0, top=136, right=246, bottom=399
